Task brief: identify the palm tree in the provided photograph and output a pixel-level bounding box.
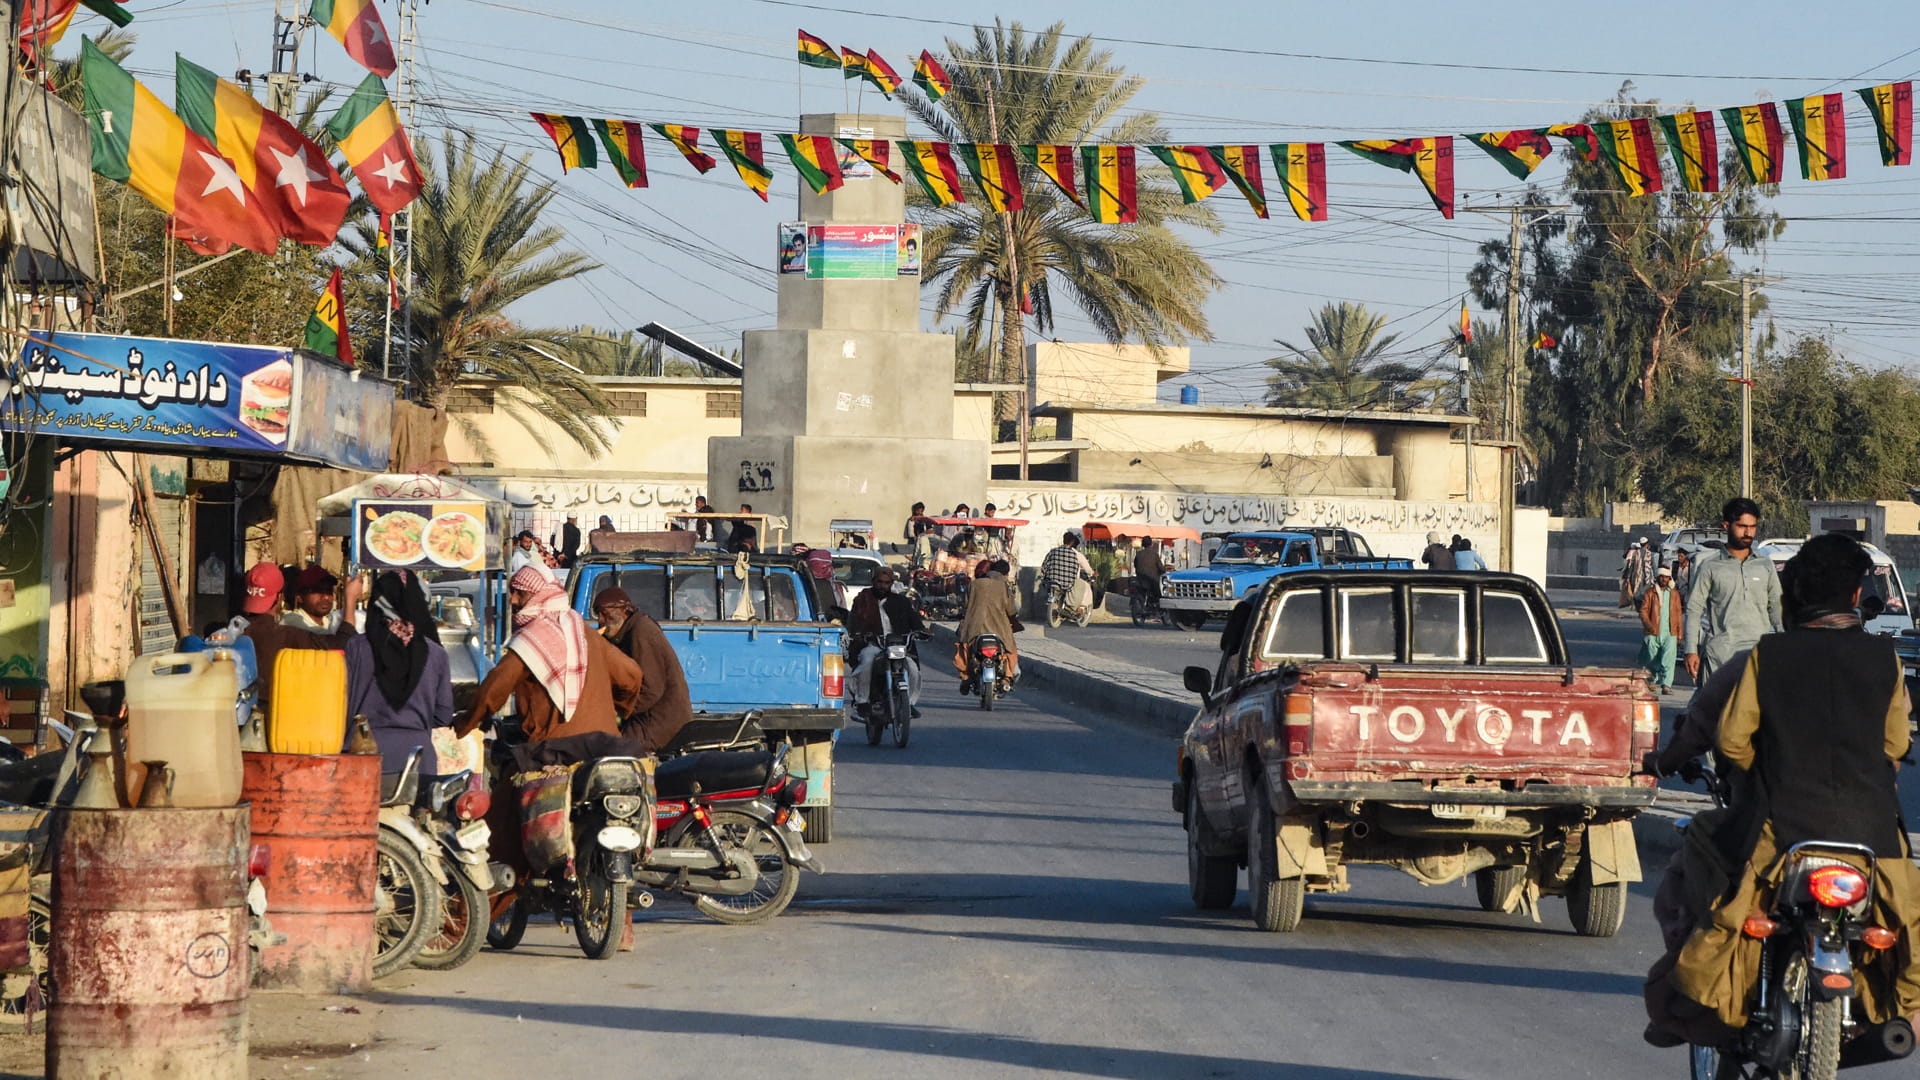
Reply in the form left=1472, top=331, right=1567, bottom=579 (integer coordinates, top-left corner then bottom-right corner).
left=1264, top=302, right=1434, bottom=410
left=905, top=22, right=1221, bottom=415
left=343, top=131, right=613, bottom=452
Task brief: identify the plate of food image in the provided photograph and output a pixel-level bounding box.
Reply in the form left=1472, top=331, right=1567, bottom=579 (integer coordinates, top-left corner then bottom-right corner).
left=422, top=510, right=483, bottom=568
left=364, top=509, right=428, bottom=565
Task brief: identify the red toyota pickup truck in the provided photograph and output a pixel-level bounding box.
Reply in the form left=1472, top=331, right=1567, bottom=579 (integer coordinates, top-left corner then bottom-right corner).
left=1172, top=570, right=1659, bottom=936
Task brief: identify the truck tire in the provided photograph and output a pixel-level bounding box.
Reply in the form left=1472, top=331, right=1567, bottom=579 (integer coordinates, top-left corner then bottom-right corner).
left=1473, top=866, right=1528, bottom=914
left=1566, top=858, right=1626, bottom=938
left=1246, top=791, right=1305, bottom=932
left=1186, top=783, right=1236, bottom=910
left=1173, top=612, right=1207, bottom=631
left=802, top=805, right=832, bottom=844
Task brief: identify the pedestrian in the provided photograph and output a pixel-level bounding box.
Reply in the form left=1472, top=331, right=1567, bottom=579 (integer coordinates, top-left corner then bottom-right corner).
left=281, top=564, right=341, bottom=632
left=727, top=504, right=758, bottom=553
left=691, top=494, right=712, bottom=542
left=1639, top=566, right=1682, bottom=694
left=903, top=501, right=927, bottom=543
left=1673, top=548, right=1694, bottom=595
left=343, top=570, right=455, bottom=772
left=510, top=530, right=556, bottom=581
left=1451, top=536, right=1486, bottom=571
left=558, top=513, right=581, bottom=568
left=236, top=562, right=361, bottom=710
left=1420, top=530, right=1455, bottom=571
left=1682, top=497, right=1782, bottom=685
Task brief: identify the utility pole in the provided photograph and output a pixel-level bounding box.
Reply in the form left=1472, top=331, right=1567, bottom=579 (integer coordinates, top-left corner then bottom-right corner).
left=1465, top=203, right=1568, bottom=572
left=1707, top=274, right=1781, bottom=499
left=384, top=0, right=421, bottom=382
left=263, top=0, right=305, bottom=118
left=983, top=78, right=1027, bottom=480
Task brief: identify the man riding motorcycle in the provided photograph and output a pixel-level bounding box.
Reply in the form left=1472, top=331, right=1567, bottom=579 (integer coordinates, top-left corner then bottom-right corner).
left=847, top=567, right=926, bottom=719
left=1040, top=531, right=1095, bottom=615
left=955, top=558, right=1019, bottom=688
left=1642, top=533, right=1920, bottom=1047
left=1133, top=540, right=1165, bottom=609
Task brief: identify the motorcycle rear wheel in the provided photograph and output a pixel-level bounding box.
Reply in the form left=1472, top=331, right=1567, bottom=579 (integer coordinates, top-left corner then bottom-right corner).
left=890, top=686, right=911, bottom=749
left=0, top=894, right=51, bottom=1032
left=486, top=891, right=529, bottom=950
left=1781, top=947, right=1843, bottom=1080
left=574, top=849, right=628, bottom=960
left=415, top=868, right=489, bottom=971
left=692, top=812, right=799, bottom=925
left=1046, top=605, right=1062, bottom=629
left=864, top=709, right=883, bottom=746
left=373, top=831, right=443, bottom=978
left=1129, top=593, right=1147, bottom=628
left=978, top=680, right=995, bottom=711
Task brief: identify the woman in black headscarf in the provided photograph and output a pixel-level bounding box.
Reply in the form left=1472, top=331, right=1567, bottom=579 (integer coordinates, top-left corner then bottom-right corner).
left=344, top=570, right=455, bottom=772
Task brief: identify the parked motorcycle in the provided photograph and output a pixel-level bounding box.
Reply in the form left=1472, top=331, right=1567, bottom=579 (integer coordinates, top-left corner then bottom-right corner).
left=406, top=768, right=500, bottom=971
left=0, top=715, right=94, bottom=1032
left=1046, top=581, right=1092, bottom=629
left=861, top=631, right=927, bottom=749
left=635, top=744, right=819, bottom=924
left=959, top=634, right=1012, bottom=711
left=373, top=751, right=443, bottom=977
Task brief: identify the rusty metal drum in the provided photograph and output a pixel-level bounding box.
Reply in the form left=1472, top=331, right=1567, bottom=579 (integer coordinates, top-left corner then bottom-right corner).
left=242, top=752, right=379, bottom=994
left=49, top=805, right=250, bottom=1080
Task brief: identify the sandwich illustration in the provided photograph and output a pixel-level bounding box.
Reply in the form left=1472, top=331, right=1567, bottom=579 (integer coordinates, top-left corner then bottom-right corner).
left=239, top=359, right=293, bottom=443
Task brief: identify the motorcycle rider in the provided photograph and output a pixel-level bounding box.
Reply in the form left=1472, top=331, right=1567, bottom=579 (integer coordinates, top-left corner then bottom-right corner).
left=591, top=586, right=693, bottom=755
left=955, top=557, right=1019, bottom=688
left=1642, top=533, right=1920, bottom=1047
left=846, top=567, right=925, bottom=719
left=1133, top=539, right=1165, bottom=609
left=1041, top=531, right=1095, bottom=615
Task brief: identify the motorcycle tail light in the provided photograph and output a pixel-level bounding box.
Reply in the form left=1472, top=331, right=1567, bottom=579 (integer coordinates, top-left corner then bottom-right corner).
left=1809, top=866, right=1869, bottom=908
left=979, top=645, right=999, bottom=658
left=821, top=651, right=846, bottom=699
left=1865, top=925, right=1900, bottom=950
left=781, top=779, right=807, bottom=807
left=1741, top=914, right=1777, bottom=939
left=248, top=843, right=271, bottom=879
left=455, top=789, right=491, bottom=821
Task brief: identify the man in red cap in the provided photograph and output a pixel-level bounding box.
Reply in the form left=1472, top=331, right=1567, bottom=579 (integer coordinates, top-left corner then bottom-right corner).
left=237, top=562, right=362, bottom=708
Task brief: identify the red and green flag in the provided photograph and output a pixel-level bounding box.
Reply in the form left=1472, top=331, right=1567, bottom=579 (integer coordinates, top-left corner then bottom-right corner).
left=1208, top=145, right=1267, bottom=219
left=1592, top=118, right=1663, bottom=197
left=956, top=143, right=1022, bottom=213
left=1340, top=137, right=1454, bottom=218
left=777, top=133, right=844, bottom=194
left=1546, top=123, right=1599, bottom=162
left=302, top=267, right=352, bottom=366
left=836, top=137, right=901, bottom=183
left=651, top=124, right=717, bottom=174
left=1787, top=93, right=1847, bottom=181
left=325, top=73, right=421, bottom=221
left=899, top=140, right=966, bottom=206
left=1147, top=145, right=1228, bottom=204
left=175, top=54, right=350, bottom=247
left=1719, top=104, right=1785, bottom=185
left=797, top=29, right=838, bottom=70
left=1464, top=129, right=1552, bottom=180
left=83, top=38, right=280, bottom=255
left=913, top=51, right=951, bottom=102
left=1857, top=81, right=1913, bottom=167
left=1268, top=143, right=1327, bottom=222
left=713, top=130, right=772, bottom=200
left=592, top=119, right=648, bottom=188
left=841, top=47, right=898, bottom=97
left=1080, top=144, right=1137, bottom=224
left=308, top=0, right=394, bottom=77
left=1018, top=144, right=1082, bottom=208
left=530, top=113, right=596, bottom=172
left=1656, top=110, right=1719, bottom=193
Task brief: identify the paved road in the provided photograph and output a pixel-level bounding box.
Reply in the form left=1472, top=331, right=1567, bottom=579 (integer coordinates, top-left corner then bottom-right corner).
left=330, top=666, right=1843, bottom=1079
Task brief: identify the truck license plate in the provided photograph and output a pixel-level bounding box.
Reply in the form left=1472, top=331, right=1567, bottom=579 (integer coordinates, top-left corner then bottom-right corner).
left=1431, top=804, right=1505, bottom=821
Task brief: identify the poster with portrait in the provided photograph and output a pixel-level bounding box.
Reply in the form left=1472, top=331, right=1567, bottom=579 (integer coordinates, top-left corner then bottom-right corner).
left=777, top=222, right=808, bottom=275
left=897, top=223, right=922, bottom=276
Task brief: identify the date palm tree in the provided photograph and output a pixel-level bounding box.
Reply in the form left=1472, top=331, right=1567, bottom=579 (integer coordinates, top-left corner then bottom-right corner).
left=1264, top=302, right=1434, bottom=410
left=905, top=21, right=1221, bottom=410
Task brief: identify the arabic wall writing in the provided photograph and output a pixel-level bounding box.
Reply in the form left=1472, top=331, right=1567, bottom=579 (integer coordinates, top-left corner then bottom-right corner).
left=473, top=477, right=710, bottom=538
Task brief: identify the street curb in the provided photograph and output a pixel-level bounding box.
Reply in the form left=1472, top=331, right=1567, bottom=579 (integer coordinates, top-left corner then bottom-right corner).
left=927, top=622, right=1198, bottom=737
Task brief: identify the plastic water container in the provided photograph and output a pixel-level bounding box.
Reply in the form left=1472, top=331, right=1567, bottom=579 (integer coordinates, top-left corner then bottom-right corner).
left=269, top=649, right=349, bottom=754
left=1179, top=384, right=1200, bottom=405
left=125, top=651, right=245, bottom=807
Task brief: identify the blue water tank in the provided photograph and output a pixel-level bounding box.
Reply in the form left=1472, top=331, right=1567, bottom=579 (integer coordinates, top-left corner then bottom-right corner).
left=1179, top=385, right=1199, bottom=405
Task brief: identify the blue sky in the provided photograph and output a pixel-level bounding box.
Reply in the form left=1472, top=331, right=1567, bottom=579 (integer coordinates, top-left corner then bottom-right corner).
left=106, top=0, right=1920, bottom=402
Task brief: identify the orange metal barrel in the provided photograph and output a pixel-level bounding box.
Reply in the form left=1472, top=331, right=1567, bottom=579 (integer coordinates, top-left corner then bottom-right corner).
left=49, top=805, right=250, bottom=1080
left=242, top=751, right=379, bottom=993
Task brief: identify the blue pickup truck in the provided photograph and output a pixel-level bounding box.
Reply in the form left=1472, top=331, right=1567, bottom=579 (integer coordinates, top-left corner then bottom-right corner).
left=566, top=553, right=848, bottom=842
left=1160, top=530, right=1412, bottom=629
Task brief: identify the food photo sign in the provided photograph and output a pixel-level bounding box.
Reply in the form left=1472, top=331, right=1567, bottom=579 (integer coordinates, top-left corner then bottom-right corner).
left=353, top=499, right=487, bottom=572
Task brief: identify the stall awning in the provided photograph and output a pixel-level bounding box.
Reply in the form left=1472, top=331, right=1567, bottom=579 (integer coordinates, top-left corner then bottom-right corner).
left=1083, top=521, right=1202, bottom=543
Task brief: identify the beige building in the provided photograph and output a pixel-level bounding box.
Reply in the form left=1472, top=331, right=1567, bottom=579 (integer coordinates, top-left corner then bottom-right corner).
left=1028, top=341, right=1190, bottom=408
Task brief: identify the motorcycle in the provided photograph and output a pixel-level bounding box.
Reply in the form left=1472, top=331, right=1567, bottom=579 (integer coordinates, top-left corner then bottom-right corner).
left=405, top=766, right=501, bottom=972
left=1046, top=578, right=1092, bottom=629
left=0, top=714, right=95, bottom=1032
left=959, top=633, right=1012, bottom=712
left=1129, top=576, right=1172, bottom=628
left=633, top=743, right=819, bottom=924
left=860, top=631, right=927, bottom=749
left=373, top=751, right=443, bottom=977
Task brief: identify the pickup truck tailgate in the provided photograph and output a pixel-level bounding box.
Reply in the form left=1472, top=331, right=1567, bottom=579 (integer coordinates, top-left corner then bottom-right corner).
left=665, top=622, right=838, bottom=713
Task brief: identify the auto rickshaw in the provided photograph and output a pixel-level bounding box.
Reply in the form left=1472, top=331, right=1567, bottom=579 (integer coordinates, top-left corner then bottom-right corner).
left=907, top=516, right=1027, bottom=620
left=1083, top=521, right=1202, bottom=628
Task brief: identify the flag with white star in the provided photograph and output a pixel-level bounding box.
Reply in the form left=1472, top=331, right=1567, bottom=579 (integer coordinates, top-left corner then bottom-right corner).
left=175, top=55, right=350, bottom=246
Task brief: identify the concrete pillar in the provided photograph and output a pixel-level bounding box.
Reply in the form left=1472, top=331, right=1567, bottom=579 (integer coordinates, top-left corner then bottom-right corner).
left=1389, top=428, right=1450, bottom=502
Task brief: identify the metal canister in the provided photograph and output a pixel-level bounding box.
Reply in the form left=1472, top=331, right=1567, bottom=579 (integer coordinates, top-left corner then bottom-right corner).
left=49, top=805, right=250, bottom=1079
left=242, top=752, right=379, bottom=993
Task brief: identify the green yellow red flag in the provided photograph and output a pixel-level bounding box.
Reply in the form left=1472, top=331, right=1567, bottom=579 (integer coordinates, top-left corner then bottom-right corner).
left=1147, top=145, right=1228, bottom=204
left=324, top=73, right=421, bottom=221
left=797, top=30, right=838, bottom=70
left=593, top=119, right=648, bottom=188
left=913, top=51, right=951, bottom=102
left=777, top=133, right=844, bottom=194
left=1207, top=145, right=1267, bottom=219
left=713, top=129, right=772, bottom=200
left=1463, top=129, right=1552, bottom=180
left=302, top=267, right=352, bottom=366
left=1787, top=94, right=1848, bottom=181
left=836, top=138, right=901, bottom=183
left=175, top=54, right=350, bottom=246
left=1268, top=143, right=1327, bottom=222
left=1718, top=104, right=1785, bottom=185
left=308, top=0, right=395, bottom=77
left=1339, top=137, right=1454, bottom=218
left=864, top=51, right=902, bottom=98
left=1018, top=145, right=1083, bottom=208
left=651, top=124, right=717, bottom=174
left=955, top=143, right=1023, bottom=212
left=1459, top=301, right=1472, bottom=343
left=1546, top=123, right=1599, bottom=162
left=899, top=140, right=966, bottom=206
left=1592, top=118, right=1663, bottom=197
left=531, top=113, right=596, bottom=172
left=1656, top=111, right=1719, bottom=193
left=1857, top=81, right=1913, bottom=167
left=1531, top=331, right=1557, bottom=349
left=1080, top=145, right=1137, bottom=224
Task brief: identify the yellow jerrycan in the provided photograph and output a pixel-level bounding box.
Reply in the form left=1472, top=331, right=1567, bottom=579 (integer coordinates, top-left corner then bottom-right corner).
left=124, top=651, right=244, bottom=807
left=268, top=648, right=349, bottom=754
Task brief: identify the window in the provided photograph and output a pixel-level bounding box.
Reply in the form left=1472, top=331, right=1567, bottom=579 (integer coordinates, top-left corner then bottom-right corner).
left=445, top=387, right=495, bottom=413
left=1410, top=588, right=1466, bottom=662
left=670, top=570, right=721, bottom=620
left=1260, top=589, right=1326, bottom=660
left=613, top=568, right=669, bottom=620
left=1339, top=587, right=1396, bottom=661
left=602, top=391, right=648, bottom=417
left=1282, top=541, right=1312, bottom=567
left=1483, top=591, right=1549, bottom=663
left=706, top=392, right=742, bottom=418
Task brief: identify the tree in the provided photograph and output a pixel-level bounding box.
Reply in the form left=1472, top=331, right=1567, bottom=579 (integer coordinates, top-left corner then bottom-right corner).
left=1264, top=302, right=1434, bottom=410
left=905, top=21, right=1221, bottom=417
left=342, top=131, right=613, bottom=452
